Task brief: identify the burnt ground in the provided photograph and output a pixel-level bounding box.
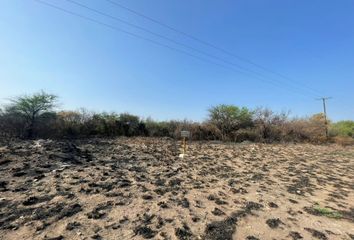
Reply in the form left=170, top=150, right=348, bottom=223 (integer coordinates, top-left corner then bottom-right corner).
left=0, top=138, right=353, bottom=240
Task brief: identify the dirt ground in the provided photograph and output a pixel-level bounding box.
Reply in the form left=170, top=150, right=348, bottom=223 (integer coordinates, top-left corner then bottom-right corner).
left=0, top=137, right=353, bottom=240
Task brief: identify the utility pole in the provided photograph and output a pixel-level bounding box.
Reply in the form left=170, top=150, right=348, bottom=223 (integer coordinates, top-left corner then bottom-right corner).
left=316, top=97, right=332, bottom=138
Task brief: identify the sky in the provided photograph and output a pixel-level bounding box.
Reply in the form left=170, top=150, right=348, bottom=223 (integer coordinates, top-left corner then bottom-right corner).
left=0, top=0, right=353, bottom=121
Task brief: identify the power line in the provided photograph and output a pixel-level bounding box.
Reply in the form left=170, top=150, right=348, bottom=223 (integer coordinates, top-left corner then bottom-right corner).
left=104, top=0, right=324, bottom=97
left=32, top=0, right=315, bottom=99
left=63, top=0, right=319, bottom=98
left=31, top=0, right=238, bottom=69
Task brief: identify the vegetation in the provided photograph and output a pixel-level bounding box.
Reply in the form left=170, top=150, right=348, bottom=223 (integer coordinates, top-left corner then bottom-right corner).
left=0, top=91, right=352, bottom=144
left=312, top=204, right=342, bottom=219
left=1, top=91, right=58, bottom=138
left=330, top=120, right=354, bottom=137
left=207, top=104, right=253, bottom=141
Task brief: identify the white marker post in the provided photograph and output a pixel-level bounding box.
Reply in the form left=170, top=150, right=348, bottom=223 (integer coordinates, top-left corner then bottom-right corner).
left=180, top=130, right=190, bottom=158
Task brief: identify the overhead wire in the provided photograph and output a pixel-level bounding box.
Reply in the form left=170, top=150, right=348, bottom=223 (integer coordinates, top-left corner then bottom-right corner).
left=104, top=0, right=325, bottom=97
left=63, top=0, right=321, bottom=99
left=32, top=0, right=317, bottom=99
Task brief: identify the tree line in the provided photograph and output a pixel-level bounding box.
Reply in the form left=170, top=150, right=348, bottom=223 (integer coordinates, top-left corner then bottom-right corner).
left=0, top=91, right=353, bottom=144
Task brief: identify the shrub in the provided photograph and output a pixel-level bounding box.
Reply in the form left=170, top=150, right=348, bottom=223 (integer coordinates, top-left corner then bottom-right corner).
left=330, top=121, right=354, bottom=137
left=282, top=119, right=310, bottom=142
left=207, top=104, right=253, bottom=141
left=145, top=119, right=171, bottom=137
left=282, top=114, right=328, bottom=143
left=118, top=113, right=139, bottom=136
left=1, top=92, right=350, bottom=144
left=253, top=108, right=288, bottom=142
left=53, top=110, right=146, bottom=138
left=56, top=110, right=89, bottom=138
left=0, top=108, right=27, bottom=138
left=231, top=128, right=259, bottom=142
left=34, top=112, right=58, bottom=138
left=331, top=136, right=354, bottom=146
left=191, top=123, right=222, bottom=141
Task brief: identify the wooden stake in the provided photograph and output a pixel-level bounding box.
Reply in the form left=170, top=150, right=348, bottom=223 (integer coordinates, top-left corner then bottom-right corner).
left=183, top=137, right=186, bottom=155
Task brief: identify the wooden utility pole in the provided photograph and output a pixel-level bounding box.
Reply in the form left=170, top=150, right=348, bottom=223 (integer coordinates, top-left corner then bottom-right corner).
left=316, top=97, right=332, bottom=138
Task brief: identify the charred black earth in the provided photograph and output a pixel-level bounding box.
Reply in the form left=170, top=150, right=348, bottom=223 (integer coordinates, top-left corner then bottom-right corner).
left=0, top=138, right=353, bottom=239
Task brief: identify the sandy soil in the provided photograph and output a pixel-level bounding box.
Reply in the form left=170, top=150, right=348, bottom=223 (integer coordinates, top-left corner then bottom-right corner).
left=0, top=137, right=353, bottom=240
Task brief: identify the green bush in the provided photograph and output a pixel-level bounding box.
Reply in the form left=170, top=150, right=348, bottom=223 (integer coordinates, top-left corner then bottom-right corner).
left=145, top=119, right=173, bottom=137
left=207, top=104, right=253, bottom=141
left=330, top=121, right=354, bottom=137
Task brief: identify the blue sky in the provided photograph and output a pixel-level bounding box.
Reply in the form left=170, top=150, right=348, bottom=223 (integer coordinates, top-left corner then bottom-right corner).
left=0, top=0, right=353, bottom=121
